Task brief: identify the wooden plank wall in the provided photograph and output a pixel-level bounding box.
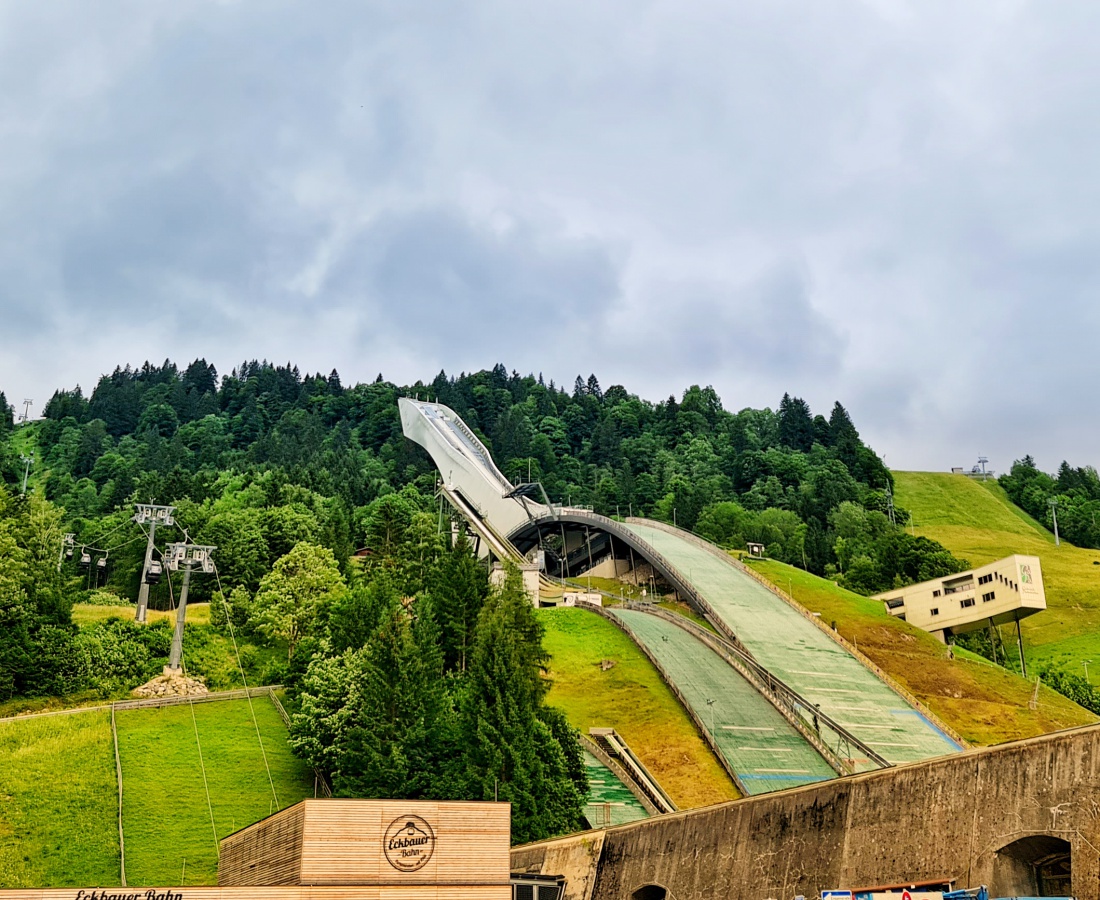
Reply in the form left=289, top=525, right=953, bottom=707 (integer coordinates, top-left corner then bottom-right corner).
left=299, top=800, right=510, bottom=886
left=218, top=799, right=511, bottom=888
left=218, top=803, right=305, bottom=886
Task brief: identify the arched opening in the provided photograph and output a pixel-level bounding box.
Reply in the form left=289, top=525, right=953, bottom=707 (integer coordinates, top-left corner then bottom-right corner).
left=631, top=885, right=668, bottom=900
left=992, top=834, right=1071, bottom=897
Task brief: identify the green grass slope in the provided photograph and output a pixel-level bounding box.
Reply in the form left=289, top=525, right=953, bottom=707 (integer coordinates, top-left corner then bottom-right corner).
left=115, top=697, right=314, bottom=886
left=538, top=607, right=739, bottom=809
left=895, top=472, right=1100, bottom=671
left=747, top=558, right=1097, bottom=746
left=0, top=712, right=120, bottom=888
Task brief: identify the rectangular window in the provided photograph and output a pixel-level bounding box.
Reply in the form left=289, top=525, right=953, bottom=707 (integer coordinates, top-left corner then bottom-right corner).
left=886, top=598, right=905, bottom=609
left=960, top=598, right=976, bottom=608
left=982, top=591, right=996, bottom=602
left=930, top=607, right=939, bottom=616
left=978, top=574, right=993, bottom=585
left=933, top=590, right=941, bottom=598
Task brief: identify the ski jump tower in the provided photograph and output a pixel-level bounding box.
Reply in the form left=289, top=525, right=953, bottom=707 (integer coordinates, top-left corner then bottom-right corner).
left=399, top=398, right=548, bottom=597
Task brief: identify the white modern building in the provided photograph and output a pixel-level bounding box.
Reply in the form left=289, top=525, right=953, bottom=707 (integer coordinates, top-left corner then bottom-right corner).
left=873, top=555, right=1046, bottom=669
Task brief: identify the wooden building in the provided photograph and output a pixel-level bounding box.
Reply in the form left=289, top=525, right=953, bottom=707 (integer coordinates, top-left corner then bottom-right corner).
left=0, top=799, right=514, bottom=900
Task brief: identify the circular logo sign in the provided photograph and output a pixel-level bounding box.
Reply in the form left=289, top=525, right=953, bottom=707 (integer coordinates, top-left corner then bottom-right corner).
left=383, top=815, right=436, bottom=872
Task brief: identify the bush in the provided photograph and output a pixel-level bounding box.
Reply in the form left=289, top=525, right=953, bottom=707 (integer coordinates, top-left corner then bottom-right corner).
left=72, top=619, right=173, bottom=694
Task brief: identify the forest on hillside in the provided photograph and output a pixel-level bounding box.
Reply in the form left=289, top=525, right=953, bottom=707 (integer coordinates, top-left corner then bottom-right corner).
left=0, top=360, right=979, bottom=841
left=1001, top=455, right=1100, bottom=550
left=0, top=359, right=964, bottom=599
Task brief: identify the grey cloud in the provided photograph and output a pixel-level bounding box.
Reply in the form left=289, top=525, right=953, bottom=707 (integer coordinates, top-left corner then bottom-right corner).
left=327, top=206, right=621, bottom=354
left=4, top=2, right=1100, bottom=471
left=606, top=262, right=845, bottom=394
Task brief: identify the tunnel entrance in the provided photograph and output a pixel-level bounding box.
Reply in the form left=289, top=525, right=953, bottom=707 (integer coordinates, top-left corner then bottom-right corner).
left=631, top=885, right=668, bottom=900
left=992, top=834, right=1071, bottom=897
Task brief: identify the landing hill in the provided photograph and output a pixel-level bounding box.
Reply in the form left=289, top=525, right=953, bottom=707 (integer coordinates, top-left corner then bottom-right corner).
left=894, top=472, right=1100, bottom=672
left=745, top=556, right=1096, bottom=745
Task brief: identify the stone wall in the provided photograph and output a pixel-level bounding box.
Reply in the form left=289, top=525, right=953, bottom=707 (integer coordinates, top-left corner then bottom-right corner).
left=512, top=723, right=1100, bottom=900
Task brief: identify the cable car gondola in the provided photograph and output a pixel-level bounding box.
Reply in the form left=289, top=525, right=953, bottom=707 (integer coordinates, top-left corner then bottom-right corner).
left=145, top=559, right=163, bottom=585
left=79, top=549, right=91, bottom=568
left=96, top=556, right=107, bottom=570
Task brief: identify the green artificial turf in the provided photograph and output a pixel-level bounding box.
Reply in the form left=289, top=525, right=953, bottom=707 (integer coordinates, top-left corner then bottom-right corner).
left=538, top=607, right=738, bottom=809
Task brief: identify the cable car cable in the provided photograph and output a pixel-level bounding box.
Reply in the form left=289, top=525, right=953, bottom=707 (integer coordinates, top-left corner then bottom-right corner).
left=211, top=561, right=279, bottom=811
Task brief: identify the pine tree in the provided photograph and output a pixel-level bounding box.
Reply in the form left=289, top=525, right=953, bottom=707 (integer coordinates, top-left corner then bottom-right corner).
left=335, top=597, right=456, bottom=799
left=459, top=566, right=586, bottom=843
left=778, top=393, right=814, bottom=452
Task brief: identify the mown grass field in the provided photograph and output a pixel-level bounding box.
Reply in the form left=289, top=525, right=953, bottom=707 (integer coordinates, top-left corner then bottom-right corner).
left=538, top=607, right=739, bottom=809
left=115, top=697, right=314, bottom=886
left=747, top=558, right=1097, bottom=746
left=0, top=711, right=119, bottom=888
left=894, top=471, right=1100, bottom=672
left=71, top=603, right=212, bottom=627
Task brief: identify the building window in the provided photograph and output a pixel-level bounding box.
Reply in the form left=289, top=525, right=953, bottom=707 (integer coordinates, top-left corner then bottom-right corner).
left=979, top=574, right=993, bottom=585
left=982, top=591, right=996, bottom=602
left=886, top=598, right=905, bottom=609
left=960, top=598, right=976, bottom=609
left=930, top=608, right=939, bottom=616
left=933, top=590, right=941, bottom=598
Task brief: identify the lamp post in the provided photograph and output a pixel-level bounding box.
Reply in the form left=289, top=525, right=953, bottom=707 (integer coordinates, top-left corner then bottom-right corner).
left=1085, top=660, right=1092, bottom=684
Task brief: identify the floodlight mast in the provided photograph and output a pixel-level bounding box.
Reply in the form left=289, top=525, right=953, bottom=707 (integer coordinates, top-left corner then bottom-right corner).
left=163, top=542, right=215, bottom=673
left=133, top=504, right=175, bottom=623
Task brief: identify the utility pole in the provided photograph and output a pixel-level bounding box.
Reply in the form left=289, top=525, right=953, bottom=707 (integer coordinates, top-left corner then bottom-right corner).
left=18, top=454, right=33, bottom=495
left=163, top=542, right=215, bottom=673
left=18, top=399, right=32, bottom=425
left=1050, top=498, right=1061, bottom=547
left=132, top=504, right=175, bottom=623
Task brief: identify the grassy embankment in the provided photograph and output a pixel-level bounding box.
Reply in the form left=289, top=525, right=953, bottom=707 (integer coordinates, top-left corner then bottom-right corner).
left=71, top=603, right=212, bottom=627
left=894, top=471, right=1100, bottom=673
left=115, top=697, right=314, bottom=886
left=7, top=424, right=41, bottom=492
left=538, top=607, right=739, bottom=809
left=745, top=557, right=1097, bottom=746
left=0, top=712, right=120, bottom=888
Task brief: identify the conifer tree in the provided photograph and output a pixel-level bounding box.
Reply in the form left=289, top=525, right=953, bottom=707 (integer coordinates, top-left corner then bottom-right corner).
left=459, top=566, right=586, bottom=843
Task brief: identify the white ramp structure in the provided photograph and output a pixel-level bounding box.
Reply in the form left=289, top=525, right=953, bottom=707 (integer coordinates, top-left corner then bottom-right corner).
left=399, top=396, right=968, bottom=768
left=398, top=398, right=548, bottom=598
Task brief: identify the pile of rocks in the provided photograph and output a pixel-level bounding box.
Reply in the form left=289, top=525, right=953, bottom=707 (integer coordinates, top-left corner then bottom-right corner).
left=131, top=672, right=209, bottom=698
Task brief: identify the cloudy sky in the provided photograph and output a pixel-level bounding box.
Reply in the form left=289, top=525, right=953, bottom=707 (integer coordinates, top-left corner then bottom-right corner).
left=1, top=1, right=1097, bottom=473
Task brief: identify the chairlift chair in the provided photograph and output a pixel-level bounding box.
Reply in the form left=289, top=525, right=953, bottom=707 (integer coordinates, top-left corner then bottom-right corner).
left=79, top=549, right=91, bottom=568
left=96, top=555, right=107, bottom=570
left=65, top=547, right=74, bottom=561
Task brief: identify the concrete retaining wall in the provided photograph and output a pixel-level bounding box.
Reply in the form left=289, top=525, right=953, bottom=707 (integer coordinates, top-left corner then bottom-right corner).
left=512, top=722, right=1100, bottom=900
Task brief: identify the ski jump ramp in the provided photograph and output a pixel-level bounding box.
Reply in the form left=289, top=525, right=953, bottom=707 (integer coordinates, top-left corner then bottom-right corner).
left=399, top=398, right=963, bottom=768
